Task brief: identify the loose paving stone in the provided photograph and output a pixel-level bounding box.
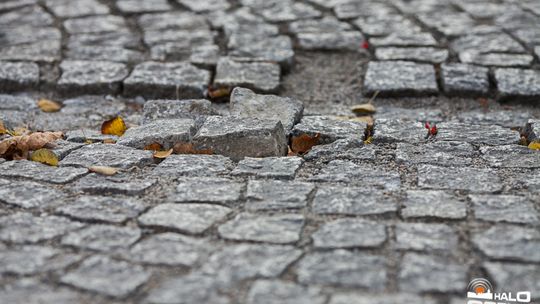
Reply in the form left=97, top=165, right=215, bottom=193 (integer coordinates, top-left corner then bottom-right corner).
left=214, top=58, right=281, bottom=93
left=312, top=218, right=387, bottom=249
left=57, top=60, right=129, bottom=95
left=230, top=87, right=304, bottom=132
left=296, top=31, right=364, bottom=52
left=73, top=173, right=156, bottom=195
left=469, top=194, right=539, bottom=224
left=436, top=122, right=519, bottom=145
left=494, top=68, right=540, bottom=101
left=178, top=0, right=230, bottom=12
left=459, top=52, right=534, bottom=67
left=64, top=15, right=128, bottom=34
left=0, top=212, right=85, bottom=243
left=289, top=16, right=352, bottom=33
left=232, top=157, right=303, bottom=179
left=172, top=178, right=243, bottom=205
left=247, top=280, right=326, bottom=304
left=395, top=223, right=458, bottom=252
left=456, top=110, right=531, bottom=128
left=395, top=141, right=475, bottom=166
left=369, top=33, right=438, bottom=47
left=401, top=190, right=467, bottom=220
left=146, top=273, right=228, bottom=304
left=116, top=0, right=171, bottom=13
left=45, top=0, right=110, bottom=18
left=117, top=119, right=196, bottom=149
left=50, top=140, right=85, bottom=160
left=124, top=61, right=211, bottom=99
left=0, top=179, right=66, bottom=209
left=441, top=63, right=490, bottom=96
left=398, top=253, right=467, bottom=293
left=525, top=119, right=540, bottom=142
left=218, top=213, right=304, bottom=244
left=297, top=250, right=386, bottom=289
left=142, top=99, right=218, bottom=123
left=363, top=61, right=438, bottom=97
left=153, top=154, right=234, bottom=177
left=375, top=47, right=448, bottom=63
left=484, top=262, right=540, bottom=299
left=472, top=225, right=540, bottom=262
left=137, top=11, right=209, bottom=31
left=56, top=196, right=146, bottom=224
left=126, top=233, right=212, bottom=266
left=0, top=245, right=81, bottom=275
left=228, top=34, right=294, bottom=68
left=292, top=116, right=367, bottom=144
left=139, top=203, right=232, bottom=234
left=60, top=143, right=154, bottom=169
left=61, top=224, right=141, bottom=251
left=0, top=279, right=84, bottom=304
left=304, top=138, right=375, bottom=162
left=312, top=186, right=398, bottom=215
left=480, top=145, right=540, bottom=168
left=246, top=180, right=314, bottom=210
left=0, top=61, right=39, bottom=91
left=0, top=160, right=88, bottom=184
left=193, top=116, right=288, bottom=161
left=418, top=165, right=503, bottom=192
left=66, top=45, right=144, bottom=63
left=329, top=293, right=437, bottom=304
left=60, top=255, right=150, bottom=298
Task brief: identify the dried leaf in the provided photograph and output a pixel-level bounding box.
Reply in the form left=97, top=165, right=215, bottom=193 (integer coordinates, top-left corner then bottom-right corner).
left=364, top=136, right=373, bottom=144
left=0, top=120, right=6, bottom=135
left=351, top=103, right=376, bottom=115
left=291, top=133, right=321, bottom=154
left=528, top=141, right=540, bottom=151
left=88, top=165, right=118, bottom=176
left=208, top=87, right=231, bottom=99
left=37, top=98, right=62, bottom=112
left=153, top=148, right=173, bottom=159
left=30, top=148, right=59, bottom=166
left=144, top=142, right=163, bottom=151
left=173, top=142, right=213, bottom=155
left=0, top=131, right=63, bottom=157
left=102, top=138, right=116, bottom=144
left=101, top=116, right=127, bottom=136
left=9, top=127, right=31, bottom=136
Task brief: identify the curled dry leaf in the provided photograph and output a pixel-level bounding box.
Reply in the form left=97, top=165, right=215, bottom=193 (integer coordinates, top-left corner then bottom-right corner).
left=0, top=120, right=6, bottom=135
left=173, top=142, right=213, bottom=155
left=88, top=165, right=118, bottom=176
left=102, top=138, right=117, bottom=144
left=528, top=141, right=540, bottom=151
left=207, top=86, right=231, bottom=99
left=30, top=148, right=59, bottom=166
left=0, top=131, right=63, bottom=157
left=144, top=142, right=163, bottom=151
left=153, top=148, right=173, bottom=159
left=351, top=103, right=376, bottom=115
left=291, top=133, right=320, bottom=154
left=101, top=116, right=127, bottom=136
left=37, top=98, right=62, bottom=112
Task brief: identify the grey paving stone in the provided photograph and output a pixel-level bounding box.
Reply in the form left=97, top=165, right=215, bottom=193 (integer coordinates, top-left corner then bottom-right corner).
left=116, top=0, right=171, bottom=13
left=0, top=245, right=81, bottom=275
left=395, top=223, right=458, bottom=252
left=292, top=116, right=367, bottom=145
left=256, top=1, right=321, bottom=22
left=401, top=190, right=467, bottom=220
left=124, top=61, right=211, bottom=99
left=146, top=273, right=229, bottom=304
left=142, top=99, right=217, bottom=124
left=312, top=185, right=398, bottom=215
left=143, top=29, right=215, bottom=48
left=56, top=196, right=146, bottom=224
left=451, top=32, right=526, bottom=54
left=247, top=280, right=326, bottom=304
left=60, top=143, right=154, bottom=169
left=221, top=14, right=278, bottom=39
left=60, top=255, right=150, bottom=298
left=495, top=9, right=540, bottom=31
left=289, top=16, right=352, bottom=34
left=334, top=1, right=396, bottom=19
left=61, top=224, right=141, bottom=251
left=1, top=24, right=60, bottom=46
left=214, top=58, right=281, bottom=93
left=418, top=165, right=502, bottom=192
left=454, top=0, right=507, bottom=19
left=45, top=0, right=110, bottom=18
left=50, top=140, right=85, bottom=160
left=480, top=145, right=540, bottom=168
left=304, top=138, right=375, bottom=162
left=172, top=178, right=243, bottom=205
left=228, top=34, right=294, bottom=69
left=68, top=30, right=141, bottom=49
left=0, top=41, right=61, bottom=63
left=512, top=170, right=540, bottom=193
left=310, top=161, right=401, bottom=190
left=0, top=212, right=85, bottom=243
left=59, top=94, right=127, bottom=117
left=193, top=116, right=288, bottom=161
left=0, top=94, right=36, bottom=111
left=484, top=262, right=540, bottom=299
left=297, top=250, right=386, bottom=289
left=417, top=11, right=475, bottom=37
left=57, top=60, right=128, bottom=95
left=0, top=179, right=66, bottom=209
left=0, top=160, right=88, bottom=184
left=0, top=0, right=38, bottom=13
left=369, top=33, right=438, bottom=47
left=459, top=52, right=534, bottom=67
left=137, top=11, right=209, bottom=31
left=470, top=194, right=539, bottom=224
left=0, top=5, right=53, bottom=27
left=376, top=106, right=444, bottom=123
left=0, top=61, right=39, bottom=91
left=73, top=173, right=156, bottom=195
left=232, top=157, right=303, bottom=179
left=65, top=129, right=118, bottom=143
left=297, top=31, right=364, bottom=52
left=117, top=119, right=196, bottom=149
left=441, top=63, right=490, bottom=96
left=436, top=122, right=519, bottom=145
left=149, top=41, right=215, bottom=62
left=125, top=233, right=213, bottom=266
left=375, top=47, right=448, bottom=63
left=246, top=180, right=314, bottom=210
left=66, top=45, right=144, bottom=63
left=312, top=219, right=387, bottom=249
left=398, top=253, right=467, bottom=293
left=177, top=0, right=230, bottom=12
left=472, top=225, right=540, bottom=262
left=329, top=293, right=437, bottom=304
left=495, top=68, right=540, bottom=101
left=64, top=15, right=128, bottom=34
left=363, top=61, right=438, bottom=97
left=190, top=45, right=220, bottom=68
left=0, top=279, right=84, bottom=304
left=525, top=119, right=540, bottom=142
left=456, top=110, right=531, bottom=128
left=353, top=14, right=421, bottom=37
left=153, top=154, right=234, bottom=178
left=139, top=203, right=232, bottom=234
left=395, top=141, right=475, bottom=166
left=218, top=213, right=304, bottom=244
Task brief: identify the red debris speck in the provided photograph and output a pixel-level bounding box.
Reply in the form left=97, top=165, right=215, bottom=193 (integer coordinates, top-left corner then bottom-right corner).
left=361, top=41, right=369, bottom=49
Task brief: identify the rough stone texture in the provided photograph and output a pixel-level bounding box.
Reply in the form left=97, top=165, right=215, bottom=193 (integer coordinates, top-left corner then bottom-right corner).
left=526, top=119, right=540, bottom=142
left=153, top=154, right=234, bottom=178
left=369, top=33, right=438, bottom=47
left=57, top=60, right=128, bottom=95
left=494, top=68, right=540, bottom=101
left=0, top=213, right=85, bottom=243
left=116, top=0, right=171, bottom=13
left=117, top=119, right=196, bottom=149
left=0, top=245, right=80, bottom=275
left=375, top=47, right=448, bottom=63
left=484, top=262, right=540, bottom=299
left=480, top=145, right=540, bottom=168
left=297, top=31, right=364, bottom=51
left=441, top=63, right=490, bottom=96
left=329, top=293, right=437, bottom=304
left=0, top=61, right=39, bottom=91
left=459, top=52, right=534, bottom=67
left=0, top=179, right=66, bottom=209
left=60, top=143, right=154, bottom=169
left=232, top=157, right=304, bottom=179
left=247, top=280, right=326, bottom=304
left=45, top=0, right=110, bottom=18
left=394, top=223, right=458, bottom=252
left=312, top=186, right=398, bottom=215
left=142, top=99, right=218, bottom=123
left=304, top=138, right=374, bottom=162
left=64, top=15, right=128, bottom=34
left=401, top=190, right=467, bottom=219
left=73, top=173, right=156, bottom=195
left=61, top=225, right=141, bottom=251
left=66, top=45, right=144, bottom=63
left=228, top=34, right=294, bottom=69
left=470, top=194, right=539, bottom=224
left=472, top=225, right=540, bottom=262
left=310, top=161, right=401, bottom=190
left=312, top=219, right=387, bottom=249
left=56, top=196, right=146, bottom=224
left=0, top=279, right=84, bottom=303
left=418, top=165, right=503, bottom=192
left=436, top=122, right=520, bottom=145
left=145, top=273, right=229, bottom=304
left=396, top=141, right=475, bottom=166
left=373, top=119, right=427, bottom=144
left=172, top=178, right=243, bottom=205
left=246, top=180, right=314, bottom=210
left=0, top=160, right=87, bottom=184
left=178, top=0, right=230, bottom=12
left=218, top=213, right=304, bottom=244
left=292, top=116, right=367, bottom=144
left=214, top=57, right=281, bottom=93
left=289, top=16, right=351, bottom=33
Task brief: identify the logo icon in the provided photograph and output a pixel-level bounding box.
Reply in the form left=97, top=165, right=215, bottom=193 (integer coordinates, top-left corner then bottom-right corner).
left=467, top=278, right=494, bottom=300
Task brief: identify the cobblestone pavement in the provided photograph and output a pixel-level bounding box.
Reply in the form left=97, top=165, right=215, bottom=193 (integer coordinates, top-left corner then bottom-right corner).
left=1, top=0, right=540, bottom=303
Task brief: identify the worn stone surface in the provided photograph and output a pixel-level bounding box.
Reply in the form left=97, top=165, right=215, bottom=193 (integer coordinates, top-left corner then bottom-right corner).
left=526, top=119, right=540, bottom=142
left=292, top=116, right=366, bottom=144
left=218, top=213, right=304, bottom=244
left=232, top=157, right=303, bottom=179
left=0, top=213, right=85, bottom=243
left=375, top=47, right=448, bottom=63
left=437, top=122, right=520, bottom=145
left=312, top=186, right=398, bottom=215
left=0, top=245, right=80, bottom=275
left=312, top=219, right=387, bottom=249
left=117, top=119, right=196, bottom=149
left=56, top=196, right=146, bottom=224
left=142, top=99, right=217, bottom=123
left=494, top=68, right=540, bottom=101
left=246, top=180, right=314, bottom=210
left=61, top=143, right=154, bottom=168
left=152, top=154, right=234, bottom=178
left=228, top=34, right=294, bottom=68
left=441, top=63, right=490, bottom=96
left=472, top=225, right=540, bottom=262
left=401, top=190, right=467, bottom=220
left=484, top=262, right=540, bottom=299
left=394, top=223, right=458, bottom=252
left=214, top=57, right=281, bottom=93
left=116, top=0, right=171, bottom=13
left=247, top=280, right=326, bottom=304
left=61, top=224, right=141, bottom=251
left=310, top=161, right=401, bottom=190
left=73, top=173, right=156, bottom=195
left=0, top=61, right=39, bottom=91
left=470, top=194, right=539, bottom=224
left=45, top=0, right=110, bottom=18
left=145, top=273, right=228, bottom=304
left=57, top=60, right=128, bottom=95
left=373, top=119, right=427, bottom=144
left=172, top=178, right=243, bottom=205
left=480, top=145, right=540, bottom=168
left=396, top=141, right=475, bottom=166
left=418, top=165, right=503, bottom=192
left=0, top=179, right=66, bottom=209
left=297, top=31, right=364, bottom=51
left=0, top=160, right=87, bottom=184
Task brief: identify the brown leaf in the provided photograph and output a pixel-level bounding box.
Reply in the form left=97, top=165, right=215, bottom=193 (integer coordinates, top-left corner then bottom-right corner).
left=291, top=133, right=320, bottom=154
left=101, top=116, right=127, bottom=136
left=153, top=148, right=173, bottom=159
left=0, top=120, right=6, bottom=135
left=208, top=87, right=231, bottom=99
left=30, top=148, right=59, bottom=166
left=37, top=98, right=62, bottom=112
left=144, top=142, right=163, bottom=151
left=0, top=131, right=63, bottom=158
left=173, top=142, right=213, bottom=155
left=88, top=165, right=118, bottom=176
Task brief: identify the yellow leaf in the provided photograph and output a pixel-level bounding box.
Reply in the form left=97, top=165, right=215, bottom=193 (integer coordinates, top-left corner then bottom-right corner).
left=364, top=136, right=373, bottom=144
left=351, top=103, right=376, bottom=115
left=30, top=148, right=59, bottom=166
left=0, top=120, right=6, bottom=135
left=153, top=148, right=173, bottom=159
left=528, top=141, right=540, bottom=150
left=88, top=166, right=118, bottom=176
left=101, top=116, right=127, bottom=136
left=37, top=98, right=62, bottom=112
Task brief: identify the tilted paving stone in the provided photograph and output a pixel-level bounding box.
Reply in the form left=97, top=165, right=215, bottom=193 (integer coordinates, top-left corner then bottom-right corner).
left=152, top=154, right=234, bottom=178
left=68, top=30, right=141, bottom=49
left=66, top=45, right=144, bottom=63
left=289, top=16, right=352, bottom=34
left=177, top=0, right=230, bottom=12
left=375, top=47, right=448, bottom=64
left=0, top=5, right=53, bottom=27
left=142, top=99, right=218, bottom=124
left=329, top=293, right=437, bottom=304
left=398, top=253, right=467, bottom=293
left=146, top=273, right=229, bottom=304
left=456, top=110, right=531, bottom=128
left=61, top=144, right=154, bottom=169
left=296, top=31, right=364, bottom=52
left=312, top=185, right=398, bottom=216
left=214, top=57, right=281, bottom=93
left=139, top=203, right=232, bottom=234
left=396, top=141, right=475, bottom=166
left=312, top=218, right=387, bottom=249
left=172, top=178, right=244, bottom=206
left=124, top=61, right=211, bottom=99
left=480, top=145, right=540, bottom=168
left=363, top=61, right=438, bottom=97
left=495, top=68, right=540, bottom=101
left=117, top=119, right=196, bottom=149
left=218, top=213, right=304, bottom=244
left=245, top=180, right=314, bottom=211
left=0, top=245, right=81, bottom=275
left=116, top=0, right=172, bottom=13
left=73, top=173, right=157, bottom=195
left=401, top=190, right=467, bottom=220
left=60, top=255, right=151, bottom=298
left=436, top=122, right=520, bottom=145
left=44, top=0, right=109, bottom=18
left=297, top=250, right=386, bottom=289
left=394, top=223, right=458, bottom=252
left=459, top=52, right=534, bottom=68
left=353, top=14, right=422, bottom=37
left=441, top=63, right=490, bottom=96
left=334, top=1, right=396, bottom=19
left=0, top=279, right=85, bottom=304
left=57, top=60, right=129, bottom=95
left=193, top=116, right=288, bottom=161
left=228, top=34, right=294, bottom=69
left=0, top=160, right=88, bottom=184
left=0, top=179, right=66, bottom=209
left=484, top=262, right=540, bottom=299
left=369, top=32, right=438, bottom=47
left=469, top=194, right=539, bottom=224
left=56, top=196, right=146, bottom=224
left=418, top=165, right=503, bottom=192
left=292, top=116, right=367, bottom=144
left=525, top=119, right=540, bottom=142
left=472, top=225, right=540, bottom=263
left=246, top=280, right=326, bottom=304
left=232, top=157, right=304, bottom=179
left=0, top=61, right=39, bottom=92
left=61, top=224, right=141, bottom=251
left=0, top=212, right=85, bottom=243
left=230, top=87, right=304, bottom=133
left=64, top=15, right=128, bottom=34
left=304, top=139, right=376, bottom=162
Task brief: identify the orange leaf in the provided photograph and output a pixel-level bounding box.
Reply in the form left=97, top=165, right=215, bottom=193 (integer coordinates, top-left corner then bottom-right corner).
left=101, top=116, right=127, bottom=136
left=37, top=98, right=62, bottom=112
left=208, top=87, right=231, bottom=99
left=144, top=142, right=163, bottom=151
left=30, top=148, right=59, bottom=166
left=291, top=133, right=321, bottom=154
left=173, top=142, right=213, bottom=155
left=153, top=148, right=173, bottom=159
